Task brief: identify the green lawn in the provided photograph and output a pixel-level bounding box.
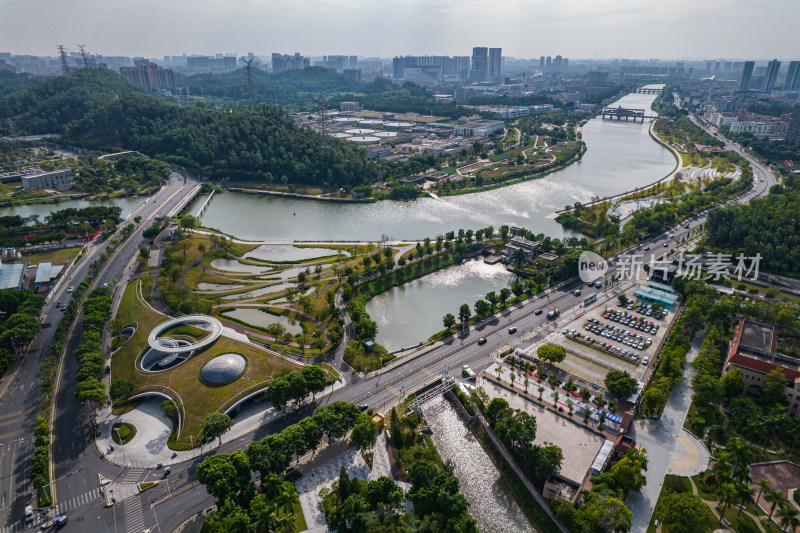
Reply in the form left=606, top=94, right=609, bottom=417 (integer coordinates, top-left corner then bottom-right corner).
left=22, top=246, right=82, bottom=266
left=111, top=279, right=302, bottom=444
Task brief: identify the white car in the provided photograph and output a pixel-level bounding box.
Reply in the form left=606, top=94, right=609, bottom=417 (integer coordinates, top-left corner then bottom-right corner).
left=67, top=286, right=74, bottom=292
left=642, top=357, right=650, bottom=366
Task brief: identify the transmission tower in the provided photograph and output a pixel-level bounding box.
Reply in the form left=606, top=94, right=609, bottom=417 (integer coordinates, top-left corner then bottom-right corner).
left=316, top=93, right=328, bottom=148
left=57, top=45, right=70, bottom=76
left=243, top=59, right=255, bottom=105
left=77, top=44, right=90, bottom=69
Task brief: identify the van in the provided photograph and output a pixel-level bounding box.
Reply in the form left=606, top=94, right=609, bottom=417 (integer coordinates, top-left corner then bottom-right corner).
left=594, top=281, right=602, bottom=288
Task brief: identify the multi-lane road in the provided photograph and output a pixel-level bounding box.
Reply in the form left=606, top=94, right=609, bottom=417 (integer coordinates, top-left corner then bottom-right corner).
left=0, top=106, right=779, bottom=533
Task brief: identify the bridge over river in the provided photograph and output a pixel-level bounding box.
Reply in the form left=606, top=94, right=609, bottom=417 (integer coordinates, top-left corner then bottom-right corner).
left=600, top=105, right=660, bottom=122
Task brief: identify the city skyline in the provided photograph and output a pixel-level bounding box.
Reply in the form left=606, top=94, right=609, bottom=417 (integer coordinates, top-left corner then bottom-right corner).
left=2, top=0, right=799, bottom=59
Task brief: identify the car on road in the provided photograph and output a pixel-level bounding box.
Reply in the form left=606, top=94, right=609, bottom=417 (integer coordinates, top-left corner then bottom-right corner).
left=508, top=327, right=517, bottom=334
left=477, top=337, right=487, bottom=345
left=534, top=309, right=543, bottom=315
left=663, top=243, right=669, bottom=247
left=358, top=404, right=369, bottom=411
left=67, top=286, right=74, bottom=292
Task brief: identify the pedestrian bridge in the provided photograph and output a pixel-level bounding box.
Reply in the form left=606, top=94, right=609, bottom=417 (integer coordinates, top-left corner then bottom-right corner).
left=600, top=106, right=659, bottom=122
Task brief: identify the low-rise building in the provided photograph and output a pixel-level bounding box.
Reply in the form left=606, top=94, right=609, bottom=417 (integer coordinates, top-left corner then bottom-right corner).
left=365, top=145, right=391, bottom=160
left=21, top=169, right=74, bottom=191
left=502, top=236, right=541, bottom=263
left=454, top=119, right=504, bottom=138
left=729, top=121, right=773, bottom=137
left=340, top=101, right=361, bottom=112
left=724, top=319, right=800, bottom=416
left=33, top=262, right=63, bottom=293
left=0, top=260, right=26, bottom=291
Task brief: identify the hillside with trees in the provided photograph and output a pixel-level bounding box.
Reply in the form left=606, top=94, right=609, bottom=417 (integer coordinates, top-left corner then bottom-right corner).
left=0, top=69, right=377, bottom=187
left=0, top=70, right=44, bottom=98
left=706, top=176, right=800, bottom=276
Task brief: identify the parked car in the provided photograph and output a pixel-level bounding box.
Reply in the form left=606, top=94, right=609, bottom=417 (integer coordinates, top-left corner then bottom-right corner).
left=642, top=357, right=650, bottom=366
left=477, top=337, right=487, bottom=345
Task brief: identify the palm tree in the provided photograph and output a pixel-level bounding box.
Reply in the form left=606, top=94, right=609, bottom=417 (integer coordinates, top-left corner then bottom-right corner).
left=727, top=438, right=753, bottom=477
left=754, top=477, right=771, bottom=507
left=553, top=392, right=559, bottom=407
left=510, top=372, right=516, bottom=387
left=776, top=505, right=800, bottom=533
left=494, top=366, right=502, bottom=380
left=734, top=482, right=755, bottom=520
left=717, top=483, right=738, bottom=522
left=538, top=386, right=545, bottom=400
left=712, top=451, right=733, bottom=489
left=765, top=487, right=787, bottom=522
left=523, top=375, right=529, bottom=392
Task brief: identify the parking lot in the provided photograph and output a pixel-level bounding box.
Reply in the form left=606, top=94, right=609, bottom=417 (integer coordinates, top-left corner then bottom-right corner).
left=534, top=286, right=677, bottom=385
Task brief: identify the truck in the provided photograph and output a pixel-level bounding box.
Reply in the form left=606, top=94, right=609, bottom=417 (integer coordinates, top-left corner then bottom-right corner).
left=462, top=365, right=476, bottom=380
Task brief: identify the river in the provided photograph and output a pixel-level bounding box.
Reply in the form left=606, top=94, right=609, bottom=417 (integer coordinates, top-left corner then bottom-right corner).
left=0, top=196, right=146, bottom=220
left=191, top=89, right=673, bottom=242
left=366, top=259, right=518, bottom=351
left=421, top=395, right=537, bottom=533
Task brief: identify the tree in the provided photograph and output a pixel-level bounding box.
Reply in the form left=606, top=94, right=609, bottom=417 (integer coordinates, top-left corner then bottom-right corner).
left=618, top=294, right=628, bottom=307
left=350, top=414, right=378, bottom=453
left=202, top=412, right=233, bottom=445
left=442, top=313, right=456, bottom=330
left=495, top=409, right=537, bottom=453
left=499, top=287, right=511, bottom=305
left=474, top=299, right=490, bottom=318
left=300, top=365, right=328, bottom=401
left=717, top=482, right=738, bottom=522
left=610, top=447, right=648, bottom=494
left=537, top=344, right=566, bottom=372
left=139, top=245, right=150, bottom=259
left=761, top=369, right=788, bottom=407
left=458, top=303, right=472, bottom=322
left=657, top=493, right=714, bottom=533
left=727, top=438, right=753, bottom=476
left=604, top=370, right=639, bottom=398
left=720, top=368, right=743, bottom=402
left=510, top=248, right=528, bottom=269
left=691, top=372, right=722, bottom=409
left=109, top=379, right=135, bottom=403
left=525, top=443, right=563, bottom=482
left=196, top=452, right=250, bottom=502
left=485, top=398, right=510, bottom=425
left=777, top=505, right=800, bottom=533
left=764, top=487, right=787, bottom=522
left=485, top=291, right=498, bottom=312
left=734, top=481, right=755, bottom=520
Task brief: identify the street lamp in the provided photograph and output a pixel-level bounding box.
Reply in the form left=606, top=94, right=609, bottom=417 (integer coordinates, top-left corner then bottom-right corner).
left=150, top=504, right=163, bottom=533
left=98, top=516, right=110, bottom=533
left=114, top=426, right=129, bottom=467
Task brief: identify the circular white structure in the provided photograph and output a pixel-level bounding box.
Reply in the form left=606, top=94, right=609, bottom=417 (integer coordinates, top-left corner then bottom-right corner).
left=383, top=122, right=415, bottom=130
left=333, top=117, right=359, bottom=124
left=345, top=128, right=377, bottom=135
left=374, top=131, right=397, bottom=138
left=200, top=353, right=247, bottom=384
left=148, top=315, right=223, bottom=354
left=348, top=136, right=381, bottom=144
left=358, top=119, right=384, bottom=127
left=330, top=132, right=351, bottom=139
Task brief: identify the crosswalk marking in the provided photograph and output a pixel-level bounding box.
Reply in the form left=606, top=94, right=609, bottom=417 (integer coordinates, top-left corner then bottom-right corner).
left=124, top=497, right=145, bottom=533
left=122, top=469, right=144, bottom=483
left=55, top=488, right=100, bottom=513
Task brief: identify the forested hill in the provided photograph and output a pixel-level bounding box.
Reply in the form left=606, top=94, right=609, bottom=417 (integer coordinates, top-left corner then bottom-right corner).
left=706, top=177, right=800, bottom=276
left=0, top=69, right=376, bottom=186
left=0, top=71, right=45, bottom=99
left=0, top=68, right=143, bottom=134
left=176, top=66, right=363, bottom=106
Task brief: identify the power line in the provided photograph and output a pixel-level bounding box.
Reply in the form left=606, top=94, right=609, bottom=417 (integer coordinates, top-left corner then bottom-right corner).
left=77, top=44, right=90, bottom=69
left=242, top=59, right=255, bottom=105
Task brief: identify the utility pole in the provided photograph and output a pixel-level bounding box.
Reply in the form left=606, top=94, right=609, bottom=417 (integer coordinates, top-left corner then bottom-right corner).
left=57, top=45, right=70, bottom=76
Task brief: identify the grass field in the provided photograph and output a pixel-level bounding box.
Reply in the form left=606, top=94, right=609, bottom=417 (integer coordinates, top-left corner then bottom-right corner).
left=111, top=279, right=302, bottom=444
left=22, top=246, right=82, bottom=266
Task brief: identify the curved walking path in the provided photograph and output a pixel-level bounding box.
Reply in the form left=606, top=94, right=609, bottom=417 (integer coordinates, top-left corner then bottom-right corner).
left=686, top=477, right=769, bottom=533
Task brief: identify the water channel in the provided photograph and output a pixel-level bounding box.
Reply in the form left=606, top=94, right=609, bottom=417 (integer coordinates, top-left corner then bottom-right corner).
left=365, top=259, right=518, bottom=351
left=421, top=395, right=536, bottom=533
left=0, top=196, right=146, bottom=220
left=191, top=89, right=673, bottom=242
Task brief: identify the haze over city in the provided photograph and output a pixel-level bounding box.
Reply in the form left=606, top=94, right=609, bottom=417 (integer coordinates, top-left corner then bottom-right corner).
left=2, top=0, right=800, bottom=58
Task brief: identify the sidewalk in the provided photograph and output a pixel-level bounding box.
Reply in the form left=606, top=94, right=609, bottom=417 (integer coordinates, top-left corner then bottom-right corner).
left=95, top=378, right=345, bottom=468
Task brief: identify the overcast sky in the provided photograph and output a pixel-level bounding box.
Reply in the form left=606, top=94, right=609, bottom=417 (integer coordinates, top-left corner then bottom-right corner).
left=2, top=0, right=799, bottom=60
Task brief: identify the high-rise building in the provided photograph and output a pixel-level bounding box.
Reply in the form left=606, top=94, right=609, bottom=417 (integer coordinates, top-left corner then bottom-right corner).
left=539, top=56, right=545, bottom=70
left=119, top=63, right=174, bottom=91
left=553, top=55, right=563, bottom=72
left=546, top=56, right=552, bottom=70
left=739, top=61, right=754, bottom=92
left=785, top=61, right=800, bottom=91
left=272, top=53, right=310, bottom=72
left=488, top=48, right=502, bottom=81
left=470, top=47, right=488, bottom=81
left=786, top=99, right=800, bottom=147
left=392, top=55, right=470, bottom=81
left=762, top=59, right=781, bottom=93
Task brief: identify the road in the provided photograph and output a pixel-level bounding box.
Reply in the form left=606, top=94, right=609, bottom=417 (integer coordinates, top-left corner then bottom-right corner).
left=0, top=174, right=197, bottom=533
left=2, top=105, right=779, bottom=533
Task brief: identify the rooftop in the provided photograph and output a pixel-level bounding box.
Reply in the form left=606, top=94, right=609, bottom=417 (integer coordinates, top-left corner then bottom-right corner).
left=740, top=321, right=775, bottom=353
left=0, top=262, right=26, bottom=291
